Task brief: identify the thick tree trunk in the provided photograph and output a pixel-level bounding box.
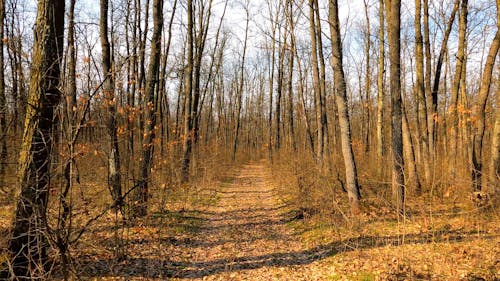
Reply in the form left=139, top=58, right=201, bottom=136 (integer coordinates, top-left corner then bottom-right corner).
left=386, top=0, right=405, bottom=215
left=8, top=0, right=64, bottom=277
left=471, top=27, right=499, bottom=191
left=328, top=0, right=361, bottom=214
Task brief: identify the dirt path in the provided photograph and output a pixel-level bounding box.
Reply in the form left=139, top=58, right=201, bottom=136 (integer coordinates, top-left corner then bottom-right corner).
left=171, top=161, right=329, bottom=280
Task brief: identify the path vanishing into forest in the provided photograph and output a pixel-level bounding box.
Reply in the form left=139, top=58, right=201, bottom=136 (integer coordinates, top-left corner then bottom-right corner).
left=169, top=161, right=332, bottom=280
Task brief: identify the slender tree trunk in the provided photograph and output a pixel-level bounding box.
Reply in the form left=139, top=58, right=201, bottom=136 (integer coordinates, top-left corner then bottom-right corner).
left=309, top=0, right=324, bottom=163
left=232, top=5, right=249, bottom=161
left=363, top=0, right=371, bottom=153
left=376, top=0, right=385, bottom=163
left=449, top=0, right=468, bottom=179
left=402, top=108, right=421, bottom=194
left=100, top=0, right=122, bottom=206
left=0, top=0, right=6, bottom=188
left=423, top=0, right=433, bottom=182
left=328, top=0, right=361, bottom=214
left=8, top=0, right=64, bottom=277
left=133, top=0, right=163, bottom=217
left=275, top=35, right=284, bottom=151
left=414, top=0, right=430, bottom=184
left=287, top=32, right=296, bottom=151
left=386, top=0, right=405, bottom=215
left=429, top=0, right=459, bottom=164
left=267, top=3, right=280, bottom=162
left=181, top=0, right=194, bottom=182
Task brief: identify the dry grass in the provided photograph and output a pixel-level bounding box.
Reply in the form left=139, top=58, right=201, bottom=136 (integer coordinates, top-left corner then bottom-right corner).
left=270, top=152, right=500, bottom=280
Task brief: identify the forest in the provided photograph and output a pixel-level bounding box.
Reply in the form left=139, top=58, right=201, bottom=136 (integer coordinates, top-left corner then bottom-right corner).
left=0, top=0, right=498, bottom=279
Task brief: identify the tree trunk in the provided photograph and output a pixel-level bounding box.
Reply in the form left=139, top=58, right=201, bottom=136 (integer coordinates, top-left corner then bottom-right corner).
left=100, top=0, right=122, bottom=206
left=8, top=0, right=64, bottom=277
left=414, top=0, right=430, bottom=184
left=0, top=0, right=6, bottom=189
left=423, top=0, right=433, bottom=182
left=181, top=0, right=194, bottom=182
left=328, top=0, right=361, bottom=214
left=232, top=4, right=249, bottom=161
left=429, top=0, right=459, bottom=163
left=363, top=0, right=371, bottom=153
left=376, top=0, right=385, bottom=163
left=402, top=97, right=422, bottom=194
left=471, top=22, right=499, bottom=191
left=489, top=65, right=500, bottom=194
left=449, top=0, right=468, bottom=179
left=386, top=0, right=405, bottom=215
left=133, top=0, right=163, bottom=217
left=309, top=0, right=325, bottom=163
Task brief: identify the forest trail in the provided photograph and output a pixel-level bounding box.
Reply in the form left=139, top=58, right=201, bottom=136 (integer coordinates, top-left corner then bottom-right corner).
left=171, top=160, right=329, bottom=280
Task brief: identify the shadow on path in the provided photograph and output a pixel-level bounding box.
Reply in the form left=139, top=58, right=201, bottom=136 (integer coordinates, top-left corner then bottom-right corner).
left=78, top=229, right=496, bottom=279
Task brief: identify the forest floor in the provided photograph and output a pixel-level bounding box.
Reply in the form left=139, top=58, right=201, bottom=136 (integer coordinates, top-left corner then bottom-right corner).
left=1, top=160, right=499, bottom=280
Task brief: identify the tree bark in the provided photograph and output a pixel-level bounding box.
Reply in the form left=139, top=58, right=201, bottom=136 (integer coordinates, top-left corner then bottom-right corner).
left=100, top=0, right=122, bottom=206
left=133, top=0, right=163, bottom=217
left=489, top=65, right=500, bottom=194
left=376, top=0, right=385, bottom=163
left=449, top=0, right=468, bottom=179
left=471, top=21, right=499, bottom=191
left=328, top=0, right=361, bottom=214
left=181, top=0, right=194, bottom=182
left=309, top=0, right=325, bottom=163
left=0, top=0, right=6, bottom=188
left=386, top=0, right=405, bottom=215
left=414, top=0, right=430, bottom=184
left=363, top=0, right=372, bottom=153
left=429, top=0, right=459, bottom=163
left=8, top=0, right=64, bottom=277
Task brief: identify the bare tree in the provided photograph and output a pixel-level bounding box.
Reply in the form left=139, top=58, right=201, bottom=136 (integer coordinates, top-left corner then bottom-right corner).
left=386, top=0, right=405, bottom=215
left=309, top=0, right=326, bottom=163
left=471, top=5, right=499, bottom=191
left=449, top=0, right=468, bottom=178
left=414, top=0, right=429, bottom=183
left=0, top=0, right=6, bottom=188
left=233, top=1, right=250, bottom=161
left=376, top=0, right=385, bottom=164
left=100, top=0, right=122, bottom=206
left=328, top=0, right=361, bottom=213
left=133, top=0, right=164, bottom=217
left=8, top=0, right=64, bottom=277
